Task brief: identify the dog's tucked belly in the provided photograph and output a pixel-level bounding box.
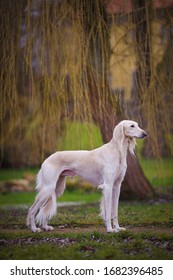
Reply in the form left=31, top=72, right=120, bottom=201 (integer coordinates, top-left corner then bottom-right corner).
left=60, top=167, right=103, bottom=186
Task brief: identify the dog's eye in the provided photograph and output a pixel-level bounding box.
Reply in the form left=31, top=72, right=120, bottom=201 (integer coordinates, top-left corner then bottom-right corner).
left=130, top=124, right=135, bottom=128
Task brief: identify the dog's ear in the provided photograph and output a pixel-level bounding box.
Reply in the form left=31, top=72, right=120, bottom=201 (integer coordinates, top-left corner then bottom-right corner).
left=113, top=122, right=124, bottom=151
left=129, top=138, right=136, bottom=155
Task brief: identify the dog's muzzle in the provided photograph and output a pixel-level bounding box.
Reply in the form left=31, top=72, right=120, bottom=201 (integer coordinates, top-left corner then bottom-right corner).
left=141, top=131, right=147, bottom=138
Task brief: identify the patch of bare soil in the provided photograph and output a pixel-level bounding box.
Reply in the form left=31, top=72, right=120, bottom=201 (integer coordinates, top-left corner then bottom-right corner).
left=50, top=225, right=173, bottom=235
left=0, top=225, right=173, bottom=235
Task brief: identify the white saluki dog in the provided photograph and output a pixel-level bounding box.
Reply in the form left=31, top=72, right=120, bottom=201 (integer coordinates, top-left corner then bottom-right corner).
left=27, top=120, right=147, bottom=233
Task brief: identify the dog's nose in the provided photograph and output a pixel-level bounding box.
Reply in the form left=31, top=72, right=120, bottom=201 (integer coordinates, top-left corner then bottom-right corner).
left=142, top=131, right=147, bottom=138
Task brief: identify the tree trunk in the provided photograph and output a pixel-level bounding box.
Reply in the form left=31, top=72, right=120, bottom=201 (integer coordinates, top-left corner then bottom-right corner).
left=88, top=79, right=153, bottom=199
left=143, top=17, right=173, bottom=157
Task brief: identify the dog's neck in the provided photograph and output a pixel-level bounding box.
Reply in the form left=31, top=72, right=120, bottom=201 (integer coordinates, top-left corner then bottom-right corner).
left=121, top=137, right=130, bottom=158
left=110, top=136, right=130, bottom=158
left=127, top=137, right=132, bottom=145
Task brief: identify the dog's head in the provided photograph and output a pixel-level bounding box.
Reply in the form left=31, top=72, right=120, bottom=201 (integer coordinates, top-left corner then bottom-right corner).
left=113, top=120, right=147, bottom=155
left=122, top=120, right=147, bottom=139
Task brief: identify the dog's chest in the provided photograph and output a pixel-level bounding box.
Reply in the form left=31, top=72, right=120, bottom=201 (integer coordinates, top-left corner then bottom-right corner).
left=108, top=157, right=127, bottom=181
left=103, top=155, right=127, bottom=182
left=113, top=156, right=127, bottom=182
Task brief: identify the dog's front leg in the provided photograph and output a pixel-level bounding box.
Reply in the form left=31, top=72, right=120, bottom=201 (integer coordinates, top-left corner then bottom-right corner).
left=103, top=185, right=118, bottom=233
left=112, top=184, right=126, bottom=231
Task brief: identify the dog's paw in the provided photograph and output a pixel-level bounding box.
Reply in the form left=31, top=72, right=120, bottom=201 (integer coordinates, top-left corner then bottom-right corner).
left=43, top=225, right=54, bottom=231
left=32, top=227, right=42, bottom=233
left=116, top=226, right=126, bottom=231
left=107, top=228, right=119, bottom=233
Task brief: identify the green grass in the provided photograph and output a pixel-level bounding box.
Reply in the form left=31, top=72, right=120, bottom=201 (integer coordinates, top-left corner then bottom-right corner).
left=0, top=168, right=38, bottom=181
left=1, top=231, right=172, bottom=260
left=0, top=202, right=173, bottom=259
left=0, top=190, right=101, bottom=206
left=139, top=158, right=173, bottom=188
left=58, top=121, right=103, bottom=151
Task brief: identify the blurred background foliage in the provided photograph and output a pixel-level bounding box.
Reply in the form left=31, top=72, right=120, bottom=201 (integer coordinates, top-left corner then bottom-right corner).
left=0, top=0, right=173, bottom=168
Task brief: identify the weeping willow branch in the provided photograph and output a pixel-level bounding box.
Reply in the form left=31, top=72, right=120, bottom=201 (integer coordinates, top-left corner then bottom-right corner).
left=0, top=0, right=172, bottom=167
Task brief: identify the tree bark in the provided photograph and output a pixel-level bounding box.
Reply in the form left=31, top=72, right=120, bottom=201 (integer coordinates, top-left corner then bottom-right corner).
left=88, top=77, right=153, bottom=199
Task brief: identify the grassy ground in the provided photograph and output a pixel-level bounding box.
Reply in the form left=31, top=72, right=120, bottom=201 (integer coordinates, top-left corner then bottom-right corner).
left=0, top=201, right=173, bottom=259
left=0, top=190, right=101, bottom=206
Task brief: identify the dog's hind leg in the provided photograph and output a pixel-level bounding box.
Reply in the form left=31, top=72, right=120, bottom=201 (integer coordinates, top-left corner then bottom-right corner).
left=39, top=176, right=67, bottom=231
left=27, top=187, right=57, bottom=232
left=27, top=197, right=43, bottom=232
left=55, top=175, right=66, bottom=198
